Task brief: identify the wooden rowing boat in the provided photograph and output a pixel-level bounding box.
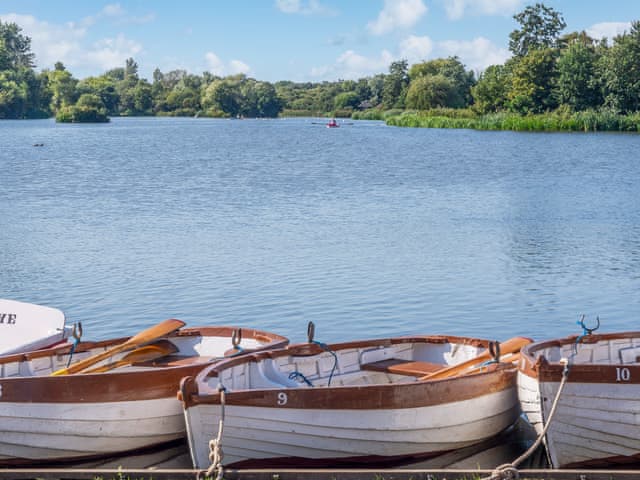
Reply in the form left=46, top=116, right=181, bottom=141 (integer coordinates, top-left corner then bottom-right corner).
left=180, top=334, right=531, bottom=469
left=0, top=299, right=73, bottom=355
left=0, top=322, right=288, bottom=466
left=518, top=331, right=640, bottom=468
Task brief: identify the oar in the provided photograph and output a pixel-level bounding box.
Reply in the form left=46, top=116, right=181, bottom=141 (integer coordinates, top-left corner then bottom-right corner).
left=80, top=340, right=179, bottom=374
left=51, top=318, right=185, bottom=376
left=420, top=336, right=532, bottom=381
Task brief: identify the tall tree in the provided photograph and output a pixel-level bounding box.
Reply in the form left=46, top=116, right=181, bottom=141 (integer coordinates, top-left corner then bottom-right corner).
left=471, top=64, right=511, bottom=113
left=555, top=39, right=602, bottom=111
left=405, top=74, right=457, bottom=109
left=45, top=62, right=78, bottom=112
left=600, top=21, right=640, bottom=113
left=509, top=3, right=566, bottom=57
left=382, top=59, right=409, bottom=109
left=508, top=48, right=559, bottom=113
left=408, top=57, right=475, bottom=107
left=0, top=20, right=35, bottom=69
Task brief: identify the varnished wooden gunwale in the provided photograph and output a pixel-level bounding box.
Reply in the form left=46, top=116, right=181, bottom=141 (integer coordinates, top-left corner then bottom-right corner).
left=0, top=325, right=288, bottom=404
left=519, top=331, right=640, bottom=383
left=181, top=335, right=518, bottom=410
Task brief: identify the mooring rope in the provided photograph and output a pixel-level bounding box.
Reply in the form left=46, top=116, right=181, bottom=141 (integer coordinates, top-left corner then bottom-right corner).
left=483, top=357, right=571, bottom=480
left=206, top=384, right=226, bottom=480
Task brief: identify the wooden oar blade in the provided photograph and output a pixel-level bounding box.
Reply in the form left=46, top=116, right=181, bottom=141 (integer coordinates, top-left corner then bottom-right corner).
left=124, top=318, right=185, bottom=348
left=82, top=340, right=179, bottom=374
left=421, top=336, right=532, bottom=381
left=51, top=318, right=186, bottom=376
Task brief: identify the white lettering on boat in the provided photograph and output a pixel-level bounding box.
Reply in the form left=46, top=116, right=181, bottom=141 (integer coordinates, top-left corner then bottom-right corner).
left=277, top=392, right=288, bottom=406
left=616, top=367, right=631, bottom=382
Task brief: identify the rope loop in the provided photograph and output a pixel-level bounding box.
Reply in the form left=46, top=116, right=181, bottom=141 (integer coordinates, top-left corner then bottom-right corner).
left=480, top=358, right=571, bottom=480
left=288, top=371, right=313, bottom=386
left=489, top=464, right=520, bottom=480
left=206, top=385, right=226, bottom=480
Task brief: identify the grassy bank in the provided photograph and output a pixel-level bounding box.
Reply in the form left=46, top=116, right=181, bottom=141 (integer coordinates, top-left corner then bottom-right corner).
left=385, top=109, right=640, bottom=132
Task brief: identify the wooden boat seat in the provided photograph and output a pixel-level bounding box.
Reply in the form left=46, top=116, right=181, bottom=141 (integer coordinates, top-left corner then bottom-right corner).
left=360, top=358, right=445, bottom=376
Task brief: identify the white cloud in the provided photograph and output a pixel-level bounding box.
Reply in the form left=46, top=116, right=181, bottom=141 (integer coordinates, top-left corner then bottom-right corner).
left=77, top=3, right=154, bottom=29
left=442, top=0, right=522, bottom=20
left=0, top=13, right=142, bottom=73
left=205, top=52, right=252, bottom=76
left=437, top=37, right=509, bottom=72
left=229, top=59, right=251, bottom=75
left=205, top=52, right=225, bottom=75
left=102, top=3, right=125, bottom=17
left=275, top=0, right=334, bottom=15
left=587, top=22, right=631, bottom=42
left=88, top=34, right=143, bottom=71
left=367, top=0, right=427, bottom=35
left=311, top=49, right=394, bottom=80
left=400, top=35, right=434, bottom=63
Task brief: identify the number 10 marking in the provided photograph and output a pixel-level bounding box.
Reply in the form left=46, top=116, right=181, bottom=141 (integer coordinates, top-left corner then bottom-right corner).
left=616, top=367, right=631, bottom=382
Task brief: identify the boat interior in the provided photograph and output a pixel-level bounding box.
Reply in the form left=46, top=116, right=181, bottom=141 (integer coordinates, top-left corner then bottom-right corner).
left=528, top=336, right=640, bottom=365
left=214, top=339, right=490, bottom=391
left=0, top=333, right=264, bottom=379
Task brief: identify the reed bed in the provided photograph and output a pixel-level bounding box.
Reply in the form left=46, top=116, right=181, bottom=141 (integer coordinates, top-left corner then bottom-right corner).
left=386, top=110, right=640, bottom=132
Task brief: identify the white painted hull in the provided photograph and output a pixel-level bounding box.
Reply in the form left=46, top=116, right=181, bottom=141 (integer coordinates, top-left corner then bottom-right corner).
left=186, top=388, right=519, bottom=468
left=0, top=397, right=183, bottom=463
left=519, top=370, right=640, bottom=468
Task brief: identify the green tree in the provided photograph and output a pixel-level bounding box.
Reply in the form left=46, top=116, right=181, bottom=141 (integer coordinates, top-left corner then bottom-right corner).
left=382, top=59, right=409, bottom=108
left=253, top=81, right=282, bottom=117
left=405, top=74, right=457, bottom=109
left=45, top=62, right=78, bottom=112
left=76, top=76, right=119, bottom=115
left=56, top=92, right=109, bottom=123
left=334, top=91, right=359, bottom=110
left=408, top=57, right=475, bottom=107
left=508, top=48, right=559, bottom=113
left=0, top=70, right=28, bottom=118
left=600, top=21, right=640, bottom=113
left=0, top=20, right=35, bottom=69
left=509, top=3, right=566, bottom=57
left=202, top=80, right=239, bottom=116
left=471, top=64, right=511, bottom=113
left=555, top=39, right=602, bottom=111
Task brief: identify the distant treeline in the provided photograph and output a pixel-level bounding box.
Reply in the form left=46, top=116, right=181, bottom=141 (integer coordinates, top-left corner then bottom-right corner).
left=1, top=3, right=640, bottom=130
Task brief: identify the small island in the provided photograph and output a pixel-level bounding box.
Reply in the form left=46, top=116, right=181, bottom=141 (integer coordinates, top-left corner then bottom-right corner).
left=1, top=3, right=639, bottom=130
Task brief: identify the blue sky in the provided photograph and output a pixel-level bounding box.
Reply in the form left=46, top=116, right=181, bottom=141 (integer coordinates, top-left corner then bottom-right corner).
left=1, top=1, right=637, bottom=82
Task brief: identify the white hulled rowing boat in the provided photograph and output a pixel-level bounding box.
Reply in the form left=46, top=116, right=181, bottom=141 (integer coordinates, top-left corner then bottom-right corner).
left=181, top=334, right=530, bottom=469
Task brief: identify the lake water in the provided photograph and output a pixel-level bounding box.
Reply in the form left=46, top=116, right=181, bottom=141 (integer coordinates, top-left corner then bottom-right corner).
left=2, top=117, right=640, bottom=344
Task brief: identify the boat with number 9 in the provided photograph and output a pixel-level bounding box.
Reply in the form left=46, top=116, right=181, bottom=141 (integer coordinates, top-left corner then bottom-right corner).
left=180, top=333, right=531, bottom=469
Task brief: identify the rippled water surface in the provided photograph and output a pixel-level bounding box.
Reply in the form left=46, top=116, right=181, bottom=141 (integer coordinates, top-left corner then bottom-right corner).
left=2, top=117, right=640, bottom=343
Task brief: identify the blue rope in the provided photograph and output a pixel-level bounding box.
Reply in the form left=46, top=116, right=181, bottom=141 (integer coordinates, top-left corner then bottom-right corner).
left=288, top=371, right=313, bottom=386
left=313, top=340, right=338, bottom=386
left=66, top=336, right=80, bottom=367
left=228, top=345, right=244, bottom=357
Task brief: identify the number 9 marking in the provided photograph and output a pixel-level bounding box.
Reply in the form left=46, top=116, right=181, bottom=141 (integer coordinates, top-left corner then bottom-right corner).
left=277, top=392, right=288, bottom=405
